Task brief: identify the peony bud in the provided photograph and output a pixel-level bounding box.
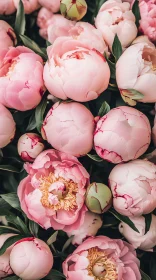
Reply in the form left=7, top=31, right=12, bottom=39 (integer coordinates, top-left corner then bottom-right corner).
left=60, top=0, right=87, bottom=21
left=85, top=182, right=112, bottom=214
left=17, top=133, right=45, bottom=162
left=119, top=215, right=156, bottom=251
left=10, top=237, right=53, bottom=280
left=0, top=234, right=15, bottom=278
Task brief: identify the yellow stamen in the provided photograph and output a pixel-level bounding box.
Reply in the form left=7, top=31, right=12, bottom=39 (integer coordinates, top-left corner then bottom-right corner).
left=39, top=173, right=78, bottom=211
left=87, top=248, right=117, bottom=280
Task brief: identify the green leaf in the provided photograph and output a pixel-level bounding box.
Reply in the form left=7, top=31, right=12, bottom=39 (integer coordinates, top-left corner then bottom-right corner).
left=0, top=198, right=11, bottom=216
left=0, top=165, right=21, bottom=173
left=98, top=101, right=110, bottom=117
left=126, top=89, right=144, bottom=100
left=20, top=35, right=48, bottom=60
left=87, top=154, right=103, bottom=162
left=5, top=276, right=21, bottom=280
left=29, top=220, right=39, bottom=237
left=112, top=34, right=122, bottom=61
left=14, top=0, right=26, bottom=35
left=46, top=269, right=66, bottom=280
left=132, top=0, right=141, bottom=28
left=1, top=193, right=21, bottom=211
left=6, top=215, right=30, bottom=235
left=141, top=270, right=151, bottom=280
left=35, top=93, right=48, bottom=132
left=105, top=54, right=116, bottom=79
left=109, top=209, right=139, bottom=233
left=62, top=236, right=73, bottom=252
left=26, top=113, right=36, bottom=131
left=0, top=226, right=20, bottom=235
left=144, top=213, right=152, bottom=234
left=0, top=235, right=26, bottom=256
left=47, top=231, right=58, bottom=245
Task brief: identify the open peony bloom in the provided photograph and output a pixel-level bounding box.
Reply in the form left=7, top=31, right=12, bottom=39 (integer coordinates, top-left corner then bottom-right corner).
left=67, top=211, right=102, bottom=245
left=0, top=46, right=45, bottom=111
left=18, top=149, right=89, bottom=231
left=0, top=20, right=16, bottom=49
left=139, top=0, right=156, bottom=43
left=38, top=0, right=60, bottom=13
left=0, top=0, right=16, bottom=15
left=43, top=37, right=110, bottom=102
left=94, top=106, right=151, bottom=163
left=0, top=234, right=15, bottom=278
left=18, top=133, right=45, bottom=162
left=13, top=0, right=40, bottom=14
left=63, top=236, right=141, bottom=280
left=10, top=237, right=53, bottom=280
left=119, top=215, right=156, bottom=251
left=116, top=42, right=156, bottom=104
left=109, top=159, right=156, bottom=216
left=37, top=7, right=54, bottom=40
left=152, top=109, right=156, bottom=145
left=0, top=104, right=16, bottom=148
left=95, top=0, right=137, bottom=50
left=41, top=102, right=95, bottom=157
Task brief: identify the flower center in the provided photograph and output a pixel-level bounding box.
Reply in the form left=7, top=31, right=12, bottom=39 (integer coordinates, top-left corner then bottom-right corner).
left=6, top=60, right=17, bottom=77
left=39, top=173, right=78, bottom=211
left=87, top=248, right=117, bottom=280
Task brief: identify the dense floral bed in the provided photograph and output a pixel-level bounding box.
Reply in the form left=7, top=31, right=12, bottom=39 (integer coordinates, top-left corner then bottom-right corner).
left=0, top=0, right=155, bottom=279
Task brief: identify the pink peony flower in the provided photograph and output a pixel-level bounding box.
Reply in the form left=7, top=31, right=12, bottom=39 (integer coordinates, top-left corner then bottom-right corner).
left=43, top=37, right=110, bottom=102
left=109, top=159, right=156, bottom=216
left=119, top=215, right=156, bottom=251
left=67, top=211, right=102, bottom=245
left=0, top=46, right=45, bottom=111
left=10, top=237, right=53, bottom=280
left=0, top=234, right=15, bottom=278
left=13, top=0, right=40, bottom=14
left=18, top=149, right=89, bottom=231
left=139, top=0, right=156, bottom=43
left=152, top=108, right=156, bottom=146
left=38, top=0, right=60, bottom=13
left=0, top=21, right=16, bottom=50
left=18, top=133, right=45, bottom=162
left=41, top=102, right=95, bottom=157
left=0, top=0, right=16, bottom=15
left=63, top=236, right=141, bottom=280
left=94, top=106, right=151, bottom=163
left=37, top=7, right=54, bottom=40
left=116, top=42, right=156, bottom=104
left=0, top=104, right=16, bottom=148
left=95, top=0, right=137, bottom=49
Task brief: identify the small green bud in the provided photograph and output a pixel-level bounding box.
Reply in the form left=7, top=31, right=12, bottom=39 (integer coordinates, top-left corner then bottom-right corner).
left=85, top=182, right=112, bottom=214
left=60, top=0, right=87, bottom=21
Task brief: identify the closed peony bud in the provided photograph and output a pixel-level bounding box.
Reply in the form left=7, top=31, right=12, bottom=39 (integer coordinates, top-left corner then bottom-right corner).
left=13, top=0, right=40, bottom=14
left=41, top=102, right=95, bottom=157
left=0, top=234, right=15, bottom=278
left=38, top=0, right=60, bottom=13
left=67, top=211, right=102, bottom=245
left=119, top=215, right=156, bottom=251
left=85, top=182, right=112, bottom=214
left=109, top=159, right=156, bottom=217
left=0, top=104, right=16, bottom=148
left=94, top=106, right=151, bottom=163
left=0, top=20, right=16, bottom=49
left=60, top=0, right=87, bottom=21
left=0, top=0, right=16, bottom=15
left=10, top=237, right=53, bottom=280
left=17, top=133, right=45, bottom=162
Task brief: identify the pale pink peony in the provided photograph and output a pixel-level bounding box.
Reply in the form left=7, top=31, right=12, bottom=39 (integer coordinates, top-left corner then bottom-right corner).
left=139, top=0, right=156, bottom=43
left=0, top=46, right=45, bottom=111
left=10, top=237, right=53, bottom=280
left=41, top=102, right=95, bottom=157
left=67, top=211, right=102, bottom=245
left=109, top=159, right=156, bottom=216
left=37, top=7, right=54, bottom=40
left=152, top=109, right=156, bottom=146
left=18, top=149, right=89, bottom=231
left=18, top=133, right=45, bottom=162
left=94, top=106, right=151, bottom=163
left=63, top=236, right=141, bottom=280
left=119, top=215, right=156, bottom=251
left=13, top=0, right=40, bottom=14
left=95, top=0, right=137, bottom=50
left=0, top=0, right=16, bottom=15
left=0, top=104, right=16, bottom=148
left=116, top=42, right=156, bottom=104
left=0, top=234, right=15, bottom=278
left=43, top=37, right=110, bottom=102
left=0, top=20, right=16, bottom=49
left=38, top=0, right=60, bottom=13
